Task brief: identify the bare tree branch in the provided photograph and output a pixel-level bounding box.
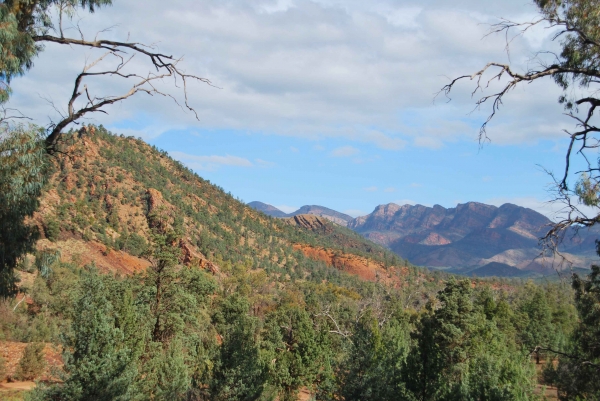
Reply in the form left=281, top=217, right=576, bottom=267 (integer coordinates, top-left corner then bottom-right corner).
left=440, top=14, right=600, bottom=258
left=38, top=38, right=214, bottom=152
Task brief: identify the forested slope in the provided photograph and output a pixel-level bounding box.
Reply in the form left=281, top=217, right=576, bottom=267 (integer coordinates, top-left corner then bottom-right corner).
left=0, top=127, right=585, bottom=400
left=30, top=126, right=412, bottom=284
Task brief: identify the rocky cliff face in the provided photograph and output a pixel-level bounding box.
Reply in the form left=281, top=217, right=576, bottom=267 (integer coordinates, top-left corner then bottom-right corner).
left=350, top=202, right=597, bottom=275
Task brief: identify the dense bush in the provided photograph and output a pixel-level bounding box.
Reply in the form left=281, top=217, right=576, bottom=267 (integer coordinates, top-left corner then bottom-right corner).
left=16, top=343, right=46, bottom=381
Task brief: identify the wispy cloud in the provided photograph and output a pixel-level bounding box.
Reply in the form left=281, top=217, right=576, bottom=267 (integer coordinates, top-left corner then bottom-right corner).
left=410, top=183, right=422, bottom=188
left=170, top=150, right=253, bottom=171
left=330, top=146, right=359, bottom=157
left=255, top=158, right=276, bottom=167
left=384, top=187, right=396, bottom=192
left=363, top=131, right=407, bottom=150
left=413, top=137, right=444, bottom=149
left=363, top=186, right=378, bottom=192
left=393, top=199, right=419, bottom=206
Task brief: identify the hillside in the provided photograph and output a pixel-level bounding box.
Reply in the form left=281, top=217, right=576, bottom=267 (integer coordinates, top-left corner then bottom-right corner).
left=31, top=127, right=414, bottom=287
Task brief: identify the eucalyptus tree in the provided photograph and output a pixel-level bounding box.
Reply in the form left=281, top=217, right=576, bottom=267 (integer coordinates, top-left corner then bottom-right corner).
left=0, top=125, right=47, bottom=297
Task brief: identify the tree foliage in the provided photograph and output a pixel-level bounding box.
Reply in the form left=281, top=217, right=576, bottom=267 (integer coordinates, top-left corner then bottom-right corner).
left=0, top=125, right=47, bottom=297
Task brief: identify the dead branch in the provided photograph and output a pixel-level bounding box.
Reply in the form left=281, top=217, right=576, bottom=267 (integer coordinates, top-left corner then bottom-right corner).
left=441, top=15, right=600, bottom=257
left=44, top=46, right=212, bottom=153
left=531, top=346, right=600, bottom=370
left=315, top=308, right=352, bottom=341
left=32, top=4, right=215, bottom=152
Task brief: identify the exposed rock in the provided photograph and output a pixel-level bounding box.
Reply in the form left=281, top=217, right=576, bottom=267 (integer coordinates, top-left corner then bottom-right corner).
left=419, top=232, right=451, bottom=246
left=285, top=214, right=332, bottom=233
left=292, top=205, right=353, bottom=226
left=179, top=238, right=221, bottom=274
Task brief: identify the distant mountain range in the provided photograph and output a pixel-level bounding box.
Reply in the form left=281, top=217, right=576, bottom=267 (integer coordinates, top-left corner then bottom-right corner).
left=249, top=201, right=599, bottom=277
left=248, top=202, right=354, bottom=226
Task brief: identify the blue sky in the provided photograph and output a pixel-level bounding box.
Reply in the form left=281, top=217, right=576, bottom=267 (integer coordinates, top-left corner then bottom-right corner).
left=145, top=126, right=568, bottom=217
left=8, top=0, right=591, bottom=218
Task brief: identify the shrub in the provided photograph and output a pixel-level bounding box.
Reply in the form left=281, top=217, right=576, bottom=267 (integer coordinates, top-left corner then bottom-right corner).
left=16, top=342, right=46, bottom=380
left=121, top=233, right=148, bottom=257
left=0, top=355, right=6, bottom=381
left=44, top=219, right=60, bottom=242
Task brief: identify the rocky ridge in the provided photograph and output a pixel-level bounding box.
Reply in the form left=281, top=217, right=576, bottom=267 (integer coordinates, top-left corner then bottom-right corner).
left=352, top=202, right=598, bottom=275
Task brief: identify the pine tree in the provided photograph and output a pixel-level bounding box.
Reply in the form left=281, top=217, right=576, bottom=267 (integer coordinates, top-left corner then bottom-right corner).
left=29, top=268, right=137, bottom=401
left=16, top=342, right=45, bottom=380
left=263, top=303, right=321, bottom=401
left=210, top=312, right=267, bottom=401
left=403, top=279, right=535, bottom=401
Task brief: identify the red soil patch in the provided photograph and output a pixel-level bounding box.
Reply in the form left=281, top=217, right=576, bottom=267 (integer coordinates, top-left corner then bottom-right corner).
left=293, top=244, right=408, bottom=287
left=37, top=238, right=150, bottom=275
left=0, top=341, right=63, bottom=382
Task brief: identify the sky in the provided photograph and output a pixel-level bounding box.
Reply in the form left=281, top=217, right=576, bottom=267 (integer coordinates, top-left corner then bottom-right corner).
left=7, top=0, right=591, bottom=218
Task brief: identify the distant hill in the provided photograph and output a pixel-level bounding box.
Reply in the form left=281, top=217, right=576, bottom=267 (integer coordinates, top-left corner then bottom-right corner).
left=468, top=262, right=529, bottom=278
left=292, top=205, right=354, bottom=226
left=248, top=202, right=354, bottom=226
left=349, top=202, right=598, bottom=275
left=247, top=201, right=288, bottom=218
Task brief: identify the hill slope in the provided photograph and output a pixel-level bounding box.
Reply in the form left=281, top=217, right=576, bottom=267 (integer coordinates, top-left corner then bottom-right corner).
left=32, top=127, right=413, bottom=286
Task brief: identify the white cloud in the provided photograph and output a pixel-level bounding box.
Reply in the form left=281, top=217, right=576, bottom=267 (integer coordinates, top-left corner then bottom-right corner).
left=6, top=0, right=569, bottom=149
left=363, top=186, right=378, bottom=192
left=384, top=187, right=396, bottom=192
left=255, top=158, right=276, bottom=167
left=414, top=136, right=444, bottom=149
left=330, top=145, right=359, bottom=157
left=410, top=183, right=422, bottom=188
left=363, top=131, right=407, bottom=150
left=393, top=198, right=418, bottom=206
left=169, top=151, right=253, bottom=171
